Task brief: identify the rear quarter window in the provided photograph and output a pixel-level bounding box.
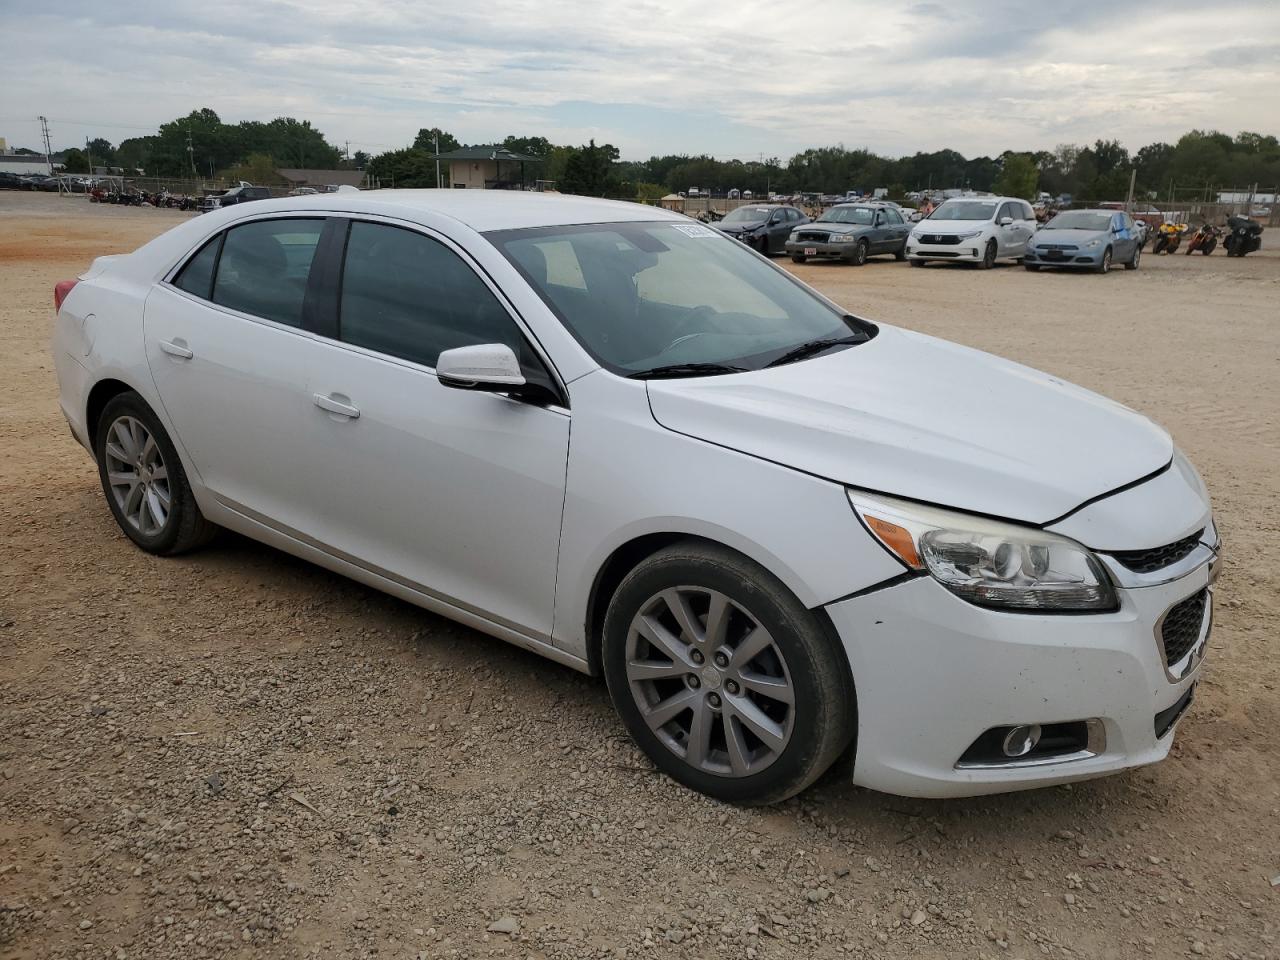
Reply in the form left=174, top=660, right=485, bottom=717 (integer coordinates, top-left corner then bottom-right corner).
left=172, top=235, right=222, bottom=300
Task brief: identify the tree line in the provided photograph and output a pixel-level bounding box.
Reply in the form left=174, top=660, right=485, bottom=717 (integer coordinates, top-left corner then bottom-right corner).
left=54, top=107, right=1280, bottom=202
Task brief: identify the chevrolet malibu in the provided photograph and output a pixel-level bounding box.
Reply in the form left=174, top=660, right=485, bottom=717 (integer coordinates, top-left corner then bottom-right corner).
left=52, top=192, right=1218, bottom=805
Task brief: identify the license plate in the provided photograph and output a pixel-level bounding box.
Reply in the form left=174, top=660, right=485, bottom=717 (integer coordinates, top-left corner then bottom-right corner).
left=1047, top=251, right=1064, bottom=260
left=803, top=247, right=817, bottom=256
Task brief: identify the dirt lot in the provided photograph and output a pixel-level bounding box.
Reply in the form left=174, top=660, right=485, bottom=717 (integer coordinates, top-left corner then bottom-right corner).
left=1, top=191, right=1277, bottom=960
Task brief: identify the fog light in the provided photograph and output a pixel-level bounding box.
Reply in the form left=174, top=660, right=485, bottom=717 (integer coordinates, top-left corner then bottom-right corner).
left=1002, top=724, right=1042, bottom=758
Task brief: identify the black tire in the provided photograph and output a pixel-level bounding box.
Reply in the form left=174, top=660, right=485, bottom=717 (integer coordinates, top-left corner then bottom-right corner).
left=908, top=258, right=925, bottom=267
left=1153, top=237, right=1167, bottom=255
left=1024, top=263, right=1040, bottom=271
left=978, top=239, right=996, bottom=269
left=602, top=542, right=855, bottom=806
left=790, top=254, right=806, bottom=264
left=847, top=239, right=869, bottom=266
left=756, top=235, right=771, bottom=256
left=95, top=392, right=216, bottom=555
left=1202, top=239, right=1216, bottom=255
left=1125, top=245, right=1141, bottom=270
left=1095, top=247, right=1112, bottom=274
left=893, top=245, right=907, bottom=261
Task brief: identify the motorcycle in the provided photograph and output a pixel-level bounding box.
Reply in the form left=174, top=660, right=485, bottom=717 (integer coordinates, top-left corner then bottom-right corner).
left=1151, top=222, right=1188, bottom=255
left=1184, top=223, right=1221, bottom=255
left=1223, top=216, right=1263, bottom=257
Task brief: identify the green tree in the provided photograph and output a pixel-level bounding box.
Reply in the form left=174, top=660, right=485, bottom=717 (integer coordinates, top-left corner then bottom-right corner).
left=115, top=136, right=154, bottom=173
left=218, top=153, right=285, bottom=185
left=413, top=128, right=460, bottom=153
left=559, top=140, right=619, bottom=196
left=85, top=137, right=115, bottom=167
left=61, top=148, right=90, bottom=173
left=366, top=147, right=435, bottom=187
left=994, top=153, right=1038, bottom=198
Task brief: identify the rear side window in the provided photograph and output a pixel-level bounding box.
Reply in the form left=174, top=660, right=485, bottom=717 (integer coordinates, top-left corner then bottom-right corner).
left=173, top=235, right=221, bottom=300
left=338, top=221, right=521, bottom=368
left=884, top=208, right=903, bottom=224
left=212, top=219, right=324, bottom=327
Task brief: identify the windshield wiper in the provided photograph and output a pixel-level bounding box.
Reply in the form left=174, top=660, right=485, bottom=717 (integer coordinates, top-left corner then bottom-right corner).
left=765, top=335, right=865, bottom=368
left=627, top=362, right=747, bottom=380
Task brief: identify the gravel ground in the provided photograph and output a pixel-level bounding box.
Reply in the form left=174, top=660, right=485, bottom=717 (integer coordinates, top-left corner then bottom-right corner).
left=1, top=191, right=1277, bottom=960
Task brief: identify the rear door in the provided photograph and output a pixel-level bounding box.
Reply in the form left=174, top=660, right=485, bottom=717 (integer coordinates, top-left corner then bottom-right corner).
left=143, top=216, right=327, bottom=532
left=881, top=207, right=909, bottom=252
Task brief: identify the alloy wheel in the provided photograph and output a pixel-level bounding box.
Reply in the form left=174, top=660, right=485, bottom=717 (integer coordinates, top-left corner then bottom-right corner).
left=624, top=586, right=795, bottom=777
left=103, top=415, right=171, bottom=536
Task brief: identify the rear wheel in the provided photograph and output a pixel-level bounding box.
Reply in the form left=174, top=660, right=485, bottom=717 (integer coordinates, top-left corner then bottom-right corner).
left=602, top=543, right=855, bottom=805
left=1203, top=239, right=1216, bottom=255
left=1125, top=245, right=1141, bottom=270
left=95, top=392, right=216, bottom=555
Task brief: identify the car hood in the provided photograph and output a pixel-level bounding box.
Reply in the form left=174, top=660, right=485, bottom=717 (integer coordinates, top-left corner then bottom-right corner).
left=1034, top=228, right=1107, bottom=245
left=646, top=324, right=1172, bottom=525
left=717, top=221, right=765, bottom=234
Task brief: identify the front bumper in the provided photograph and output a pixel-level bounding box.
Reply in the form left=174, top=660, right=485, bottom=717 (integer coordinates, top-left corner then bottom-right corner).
left=784, top=239, right=857, bottom=259
left=1025, top=247, right=1105, bottom=268
left=826, top=546, right=1216, bottom=798
left=906, top=237, right=984, bottom=262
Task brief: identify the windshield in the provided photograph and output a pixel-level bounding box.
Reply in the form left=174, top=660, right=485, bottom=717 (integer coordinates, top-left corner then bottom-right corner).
left=929, top=200, right=997, bottom=221
left=1045, top=211, right=1113, bottom=231
left=489, top=221, right=865, bottom=374
left=818, top=206, right=875, bottom=225
left=722, top=206, right=773, bottom=223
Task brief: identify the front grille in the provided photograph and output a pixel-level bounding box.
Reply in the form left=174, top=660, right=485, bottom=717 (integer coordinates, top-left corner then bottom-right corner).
left=795, top=231, right=832, bottom=243
left=1039, top=243, right=1079, bottom=252
left=1112, top=530, right=1204, bottom=573
left=919, top=234, right=962, bottom=245
left=1161, top=589, right=1208, bottom=668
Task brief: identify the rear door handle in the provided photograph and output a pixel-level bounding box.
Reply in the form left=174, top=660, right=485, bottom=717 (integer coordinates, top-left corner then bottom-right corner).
left=313, top=393, right=360, bottom=419
left=159, top=339, right=193, bottom=360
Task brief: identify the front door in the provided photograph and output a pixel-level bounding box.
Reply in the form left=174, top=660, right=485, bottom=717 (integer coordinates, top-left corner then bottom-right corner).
left=297, top=219, right=570, bottom=640
left=143, top=217, right=326, bottom=533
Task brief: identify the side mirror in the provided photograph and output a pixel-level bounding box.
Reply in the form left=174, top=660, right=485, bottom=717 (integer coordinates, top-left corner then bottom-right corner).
left=436, top=343, right=525, bottom=391
left=998, top=216, right=1014, bottom=226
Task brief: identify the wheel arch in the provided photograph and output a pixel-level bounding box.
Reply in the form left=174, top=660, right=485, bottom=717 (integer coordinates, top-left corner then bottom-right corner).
left=86, top=377, right=141, bottom=448
left=582, top=531, right=853, bottom=686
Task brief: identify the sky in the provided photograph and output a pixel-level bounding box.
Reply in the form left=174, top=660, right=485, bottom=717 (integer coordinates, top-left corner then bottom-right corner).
left=1, top=0, right=1278, bottom=162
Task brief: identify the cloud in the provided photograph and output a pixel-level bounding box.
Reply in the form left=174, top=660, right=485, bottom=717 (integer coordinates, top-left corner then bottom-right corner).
left=1, top=0, right=1275, bottom=160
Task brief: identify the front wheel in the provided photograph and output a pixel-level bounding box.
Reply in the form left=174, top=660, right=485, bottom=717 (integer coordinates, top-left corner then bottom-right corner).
left=1202, top=239, right=1216, bottom=255
left=790, top=254, right=806, bottom=264
left=978, top=239, right=996, bottom=269
left=95, top=392, right=216, bottom=555
left=847, top=239, right=869, bottom=266
left=1153, top=237, right=1168, bottom=255
left=1095, top=247, right=1113, bottom=274
left=602, top=543, right=855, bottom=805
left=1024, top=263, right=1041, bottom=271
left=908, top=258, right=925, bottom=267
left=894, top=245, right=907, bottom=261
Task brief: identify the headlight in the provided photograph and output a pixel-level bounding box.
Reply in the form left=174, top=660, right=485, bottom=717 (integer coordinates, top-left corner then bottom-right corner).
left=1085, top=239, right=1102, bottom=248
left=829, top=234, right=855, bottom=243
left=849, top=492, right=1117, bottom=611
left=956, top=230, right=982, bottom=240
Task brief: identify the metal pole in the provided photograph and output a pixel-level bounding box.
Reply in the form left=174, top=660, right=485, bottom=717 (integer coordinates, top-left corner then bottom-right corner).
left=1124, top=169, right=1136, bottom=212
left=434, top=134, right=441, bottom=189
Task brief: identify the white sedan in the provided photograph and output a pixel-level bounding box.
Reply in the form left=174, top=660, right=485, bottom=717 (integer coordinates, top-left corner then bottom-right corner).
left=52, top=191, right=1217, bottom=803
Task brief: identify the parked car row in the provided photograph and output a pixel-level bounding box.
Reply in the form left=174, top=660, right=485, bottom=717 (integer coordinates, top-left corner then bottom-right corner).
left=715, top=197, right=1262, bottom=271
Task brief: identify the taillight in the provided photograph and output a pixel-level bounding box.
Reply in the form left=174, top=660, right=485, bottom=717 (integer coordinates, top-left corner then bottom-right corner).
left=54, top=279, right=79, bottom=311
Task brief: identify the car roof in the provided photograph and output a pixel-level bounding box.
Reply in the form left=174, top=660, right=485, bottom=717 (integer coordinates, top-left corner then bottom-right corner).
left=230, top=189, right=689, bottom=232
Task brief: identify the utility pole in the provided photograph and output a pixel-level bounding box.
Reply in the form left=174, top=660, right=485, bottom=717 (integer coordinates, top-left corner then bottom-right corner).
left=344, top=140, right=350, bottom=162
left=85, top=137, right=93, bottom=175
left=38, top=116, right=61, bottom=194
left=186, top=127, right=197, bottom=182
left=1124, top=168, right=1136, bottom=212
left=434, top=133, right=441, bottom=189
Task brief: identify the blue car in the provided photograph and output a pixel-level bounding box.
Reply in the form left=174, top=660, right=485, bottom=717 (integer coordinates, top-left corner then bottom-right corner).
left=1024, top=209, right=1142, bottom=274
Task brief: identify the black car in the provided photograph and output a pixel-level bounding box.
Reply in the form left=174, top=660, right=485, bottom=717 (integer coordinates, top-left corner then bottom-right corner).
left=201, top=184, right=273, bottom=213
left=714, top=204, right=809, bottom=255
left=0, top=172, right=26, bottom=190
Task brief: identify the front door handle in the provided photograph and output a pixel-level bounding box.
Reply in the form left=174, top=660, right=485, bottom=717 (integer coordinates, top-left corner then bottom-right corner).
left=159, top=339, right=193, bottom=360
left=313, top=393, right=360, bottom=419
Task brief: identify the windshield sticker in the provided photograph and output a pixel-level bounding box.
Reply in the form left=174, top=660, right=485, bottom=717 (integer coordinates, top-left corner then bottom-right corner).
left=673, top=224, right=718, bottom=238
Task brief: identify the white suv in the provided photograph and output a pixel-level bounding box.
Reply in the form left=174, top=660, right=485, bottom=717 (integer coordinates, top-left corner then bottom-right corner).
left=907, top=196, right=1038, bottom=268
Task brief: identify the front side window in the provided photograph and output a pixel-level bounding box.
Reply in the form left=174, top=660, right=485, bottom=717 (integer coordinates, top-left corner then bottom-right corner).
left=212, top=218, right=323, bottom=327
left=491, top=222, right=867, bottom=375
left=339, top=221, right=521, bottom=368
